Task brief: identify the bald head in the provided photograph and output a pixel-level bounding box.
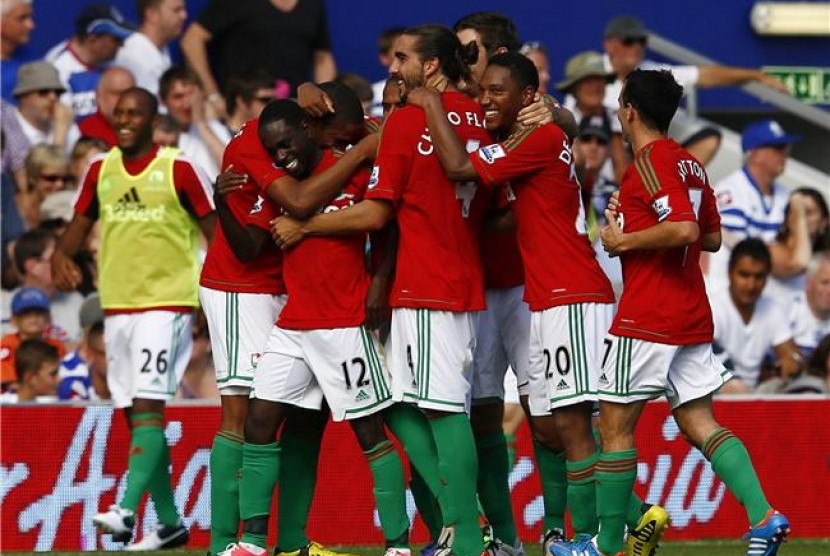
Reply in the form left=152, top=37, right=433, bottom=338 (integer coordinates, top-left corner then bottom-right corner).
left=97, top=67, right=136, bottom=124
left=1, top=0, right=34, bottom=55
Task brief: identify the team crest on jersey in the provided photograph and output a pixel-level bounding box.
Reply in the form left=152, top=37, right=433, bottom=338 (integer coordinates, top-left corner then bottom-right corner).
left=651, top=195, right=672, bottom=222
left=478, top=144, right=506, bottom=165
left=250, top=195, right=265, bottom=214
left=368, top=165, right=380, bottom=189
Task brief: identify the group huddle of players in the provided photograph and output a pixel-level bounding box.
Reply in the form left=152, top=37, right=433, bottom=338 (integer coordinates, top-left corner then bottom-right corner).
left=79, top=11, right=790, bottom=556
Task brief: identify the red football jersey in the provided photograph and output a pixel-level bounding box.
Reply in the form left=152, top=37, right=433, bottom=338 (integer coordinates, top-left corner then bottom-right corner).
left=200, top=119, right=285, bottom=294
left=248, top=150, right=372, bottom=329
left=365, top=90, right=491, bottom=312
left=610, top=138, right=719, bottom=345
left=470, top=124, right=614, bottom=311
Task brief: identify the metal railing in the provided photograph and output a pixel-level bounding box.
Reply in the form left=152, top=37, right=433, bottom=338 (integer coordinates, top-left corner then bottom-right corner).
left=647, top=32, right=830, bottom=132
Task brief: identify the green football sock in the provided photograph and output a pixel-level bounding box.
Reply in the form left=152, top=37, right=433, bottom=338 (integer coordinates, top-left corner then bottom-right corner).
left=429, top=414, right=482, bottom=556
left=504, top=433, right=517, bottom=469
left=626, top=492, right=646, bottom=530
left=532, top=439, right=567, bottom=532
left=566, top=452, right=598, bottom=536
left=366, top=441, right=410, bottom=548
left=240, top=442, right=281, bottom=548
left=703, top=428, right=771, bottom=526
left=277, top=417, right=324, bottom=551
left=593, top=424, right=646, bottom=531
left=411, top=466, right=442, bottom=541
left=210, top=431, right=244, bottom=554
left=120, top=413, right=167, bottom=513
left=476, top=432, right=518, bottom=544
left=596, top=449, right=637, bottom=556
left=384, top=402, right=453, bottom=528
left=148, top=434, right=181, bottom=527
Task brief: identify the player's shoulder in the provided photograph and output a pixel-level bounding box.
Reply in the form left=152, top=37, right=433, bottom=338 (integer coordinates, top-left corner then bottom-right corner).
left=501, top=124, right=548, bottom=152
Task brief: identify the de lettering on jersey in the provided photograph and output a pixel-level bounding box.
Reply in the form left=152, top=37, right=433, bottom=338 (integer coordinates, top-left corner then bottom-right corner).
left=652, top=195, right=672, bottom=222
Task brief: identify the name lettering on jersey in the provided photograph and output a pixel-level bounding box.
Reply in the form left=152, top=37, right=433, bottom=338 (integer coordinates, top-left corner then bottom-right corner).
left=676, top=159, right=708, bottom=185
left=652, top=195, right=672, bottom=222
left=102, top=187, right=167, bottom=222
left=250, top=195, right=265, bottom=214
left=368, top=165, right=380, bottom=189
left=418, top=111, right=486, bottom=156
left=322, top=192, right=357, bottom=214
left=557, top=139, right=578, bottom=182
left=478, top=144, right=506, bottom=164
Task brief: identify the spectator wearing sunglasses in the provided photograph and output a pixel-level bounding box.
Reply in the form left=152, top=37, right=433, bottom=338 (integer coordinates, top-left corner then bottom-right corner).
left=601, top=15, right=787, bottom=167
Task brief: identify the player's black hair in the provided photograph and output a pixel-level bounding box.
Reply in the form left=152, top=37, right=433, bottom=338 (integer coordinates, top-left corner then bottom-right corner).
left=258, top=99, right=306, bottom=134
left=323, top=79, right=369, bottom=121
left=224, top=68, right=275, bottom=115
left=453, top=12, right=521, bottom=55
left=403, top=24, right=477, bottom=85
left=488, top=52, right=539, bottom=92
left=15, top=338, right=59, bottom=383
left=728, top=237, right=771, bottom=272
left=620, top=69, right=682, bottom=133
left=121, top=86, right=159, bottom=116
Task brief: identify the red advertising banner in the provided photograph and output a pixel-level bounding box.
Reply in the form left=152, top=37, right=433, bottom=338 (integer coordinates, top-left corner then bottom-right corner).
left=1, top=399, right=828, bottom=551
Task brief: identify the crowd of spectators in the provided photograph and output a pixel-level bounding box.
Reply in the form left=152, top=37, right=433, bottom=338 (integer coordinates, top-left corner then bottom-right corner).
left=1, top=1, right=827, bottom=403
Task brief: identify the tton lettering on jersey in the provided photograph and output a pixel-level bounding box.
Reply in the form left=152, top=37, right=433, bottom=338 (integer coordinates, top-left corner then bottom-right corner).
left=365, top=90, right=491, bottom=312
left=610, top=139, right=720, bottom=345
left=248, top=150, right=372, bottom=329
left=200, top=118, right=285, bottom=294
left=470, top=123, right=614, bottom=311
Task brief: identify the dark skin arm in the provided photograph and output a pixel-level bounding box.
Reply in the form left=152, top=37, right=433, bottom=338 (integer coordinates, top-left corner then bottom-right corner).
left=365, top=222, right=399, bottom=342
left=213, top=166, right=271, bottom=262
left=265, top=133, right=379, bottom=219
left=51, top=214, right=96, bottom=291
left=272, top=199, right=393, bottom=249
left=702, top=230, right=722, bottom=252
left=406, top=88, right=479, bottom=182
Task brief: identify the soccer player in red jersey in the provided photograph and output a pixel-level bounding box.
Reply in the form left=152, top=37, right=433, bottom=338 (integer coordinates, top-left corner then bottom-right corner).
left=206, top=83, right=380, bottom=556
left=272, top=25, right=491, bottom=556
left=558, top=69, right=789, bottom=556
left=406, top=51, right=618, bottom=547
left=52, top=88, right=216, bottom=549
left=222, top=99, right=410, bottom=556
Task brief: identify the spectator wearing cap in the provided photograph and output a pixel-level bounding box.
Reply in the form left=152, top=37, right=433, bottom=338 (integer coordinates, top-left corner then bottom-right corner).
left=0, top=286, right=66, bottom=390
left=77, top=66, right=136, bottom=147
left=1, top=0, right=35, bottom=103
left=44, top=3, right=135, bottom=121
left=57, top=293, right=109, bottom=401
left=601, top=15, right=787, bottom=166
left=559, top=50, right=627, bottom=183
left=3, top=229, right=86, bottom=341
left=113, top=0, right=186, bottom=97
left=1, top=63, right=79, bottom=181
left=707, top=119, right=801, bottom=293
